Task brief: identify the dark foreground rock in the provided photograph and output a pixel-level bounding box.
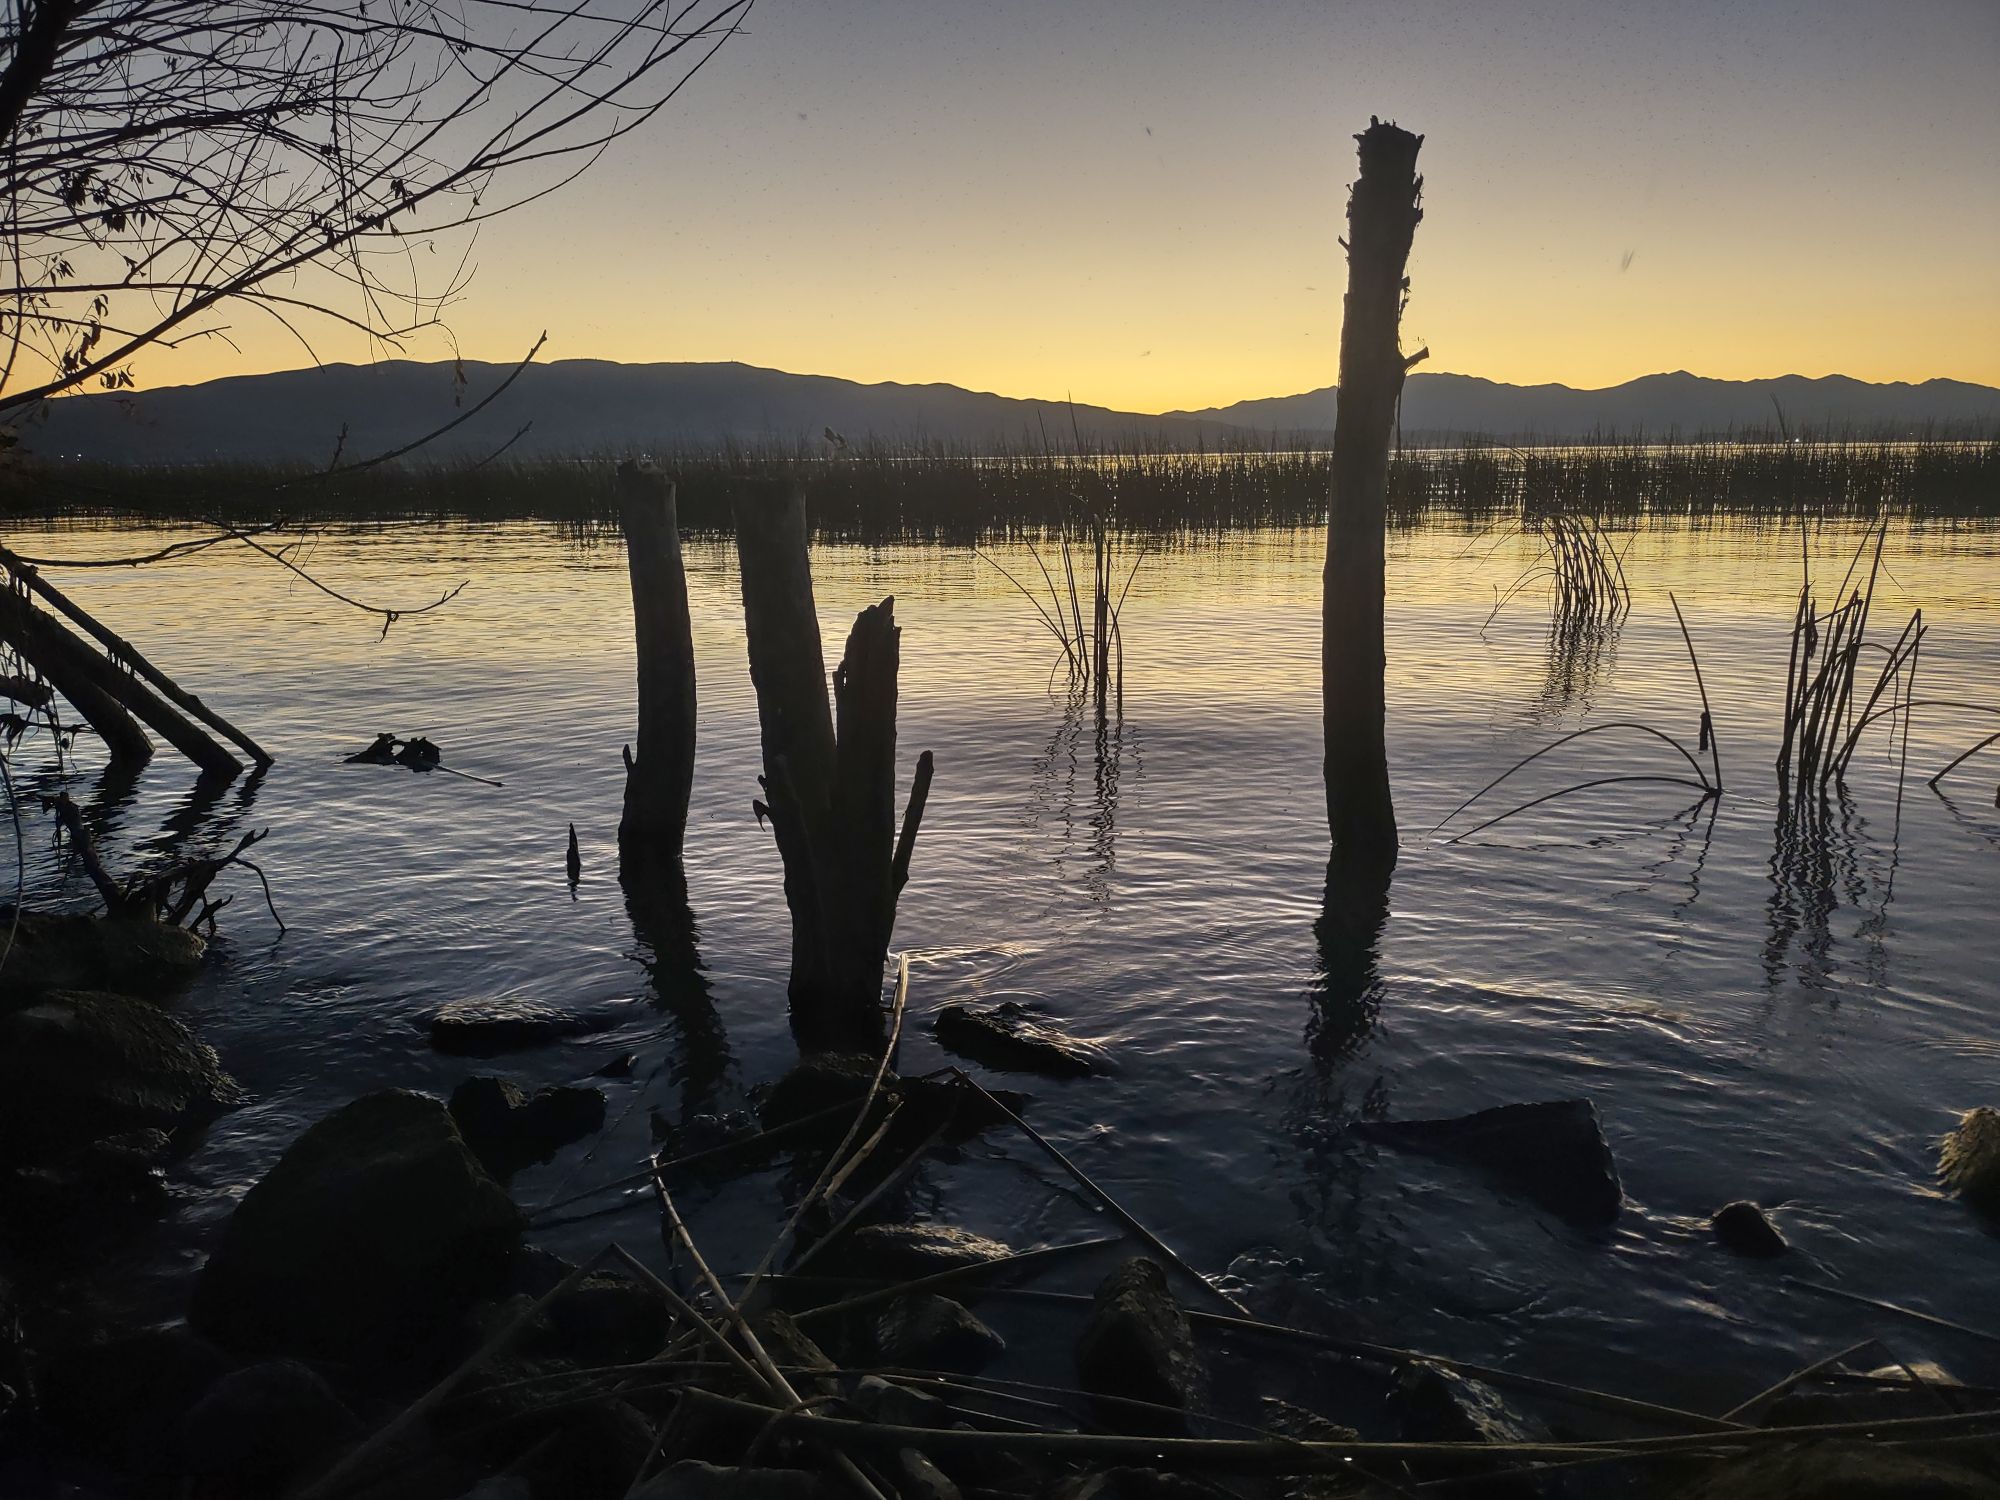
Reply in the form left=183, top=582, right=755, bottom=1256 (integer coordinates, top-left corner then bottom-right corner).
left=429, top=997, right=620, bottom=1056
left=1395, top=1362, right=1554, bottom=1498
left=1939, top=1107, right=2000, bottom=1213
left=933, top=1000, right=1109, bottom=1078
left=1711, top=1200, right=1788, bottom=1257
left=1676, top=1440, right=2000, bottom=1498
left=35, top=1324, right=233, bottom=1474
left=0, top=908, right=206, bottom=998
left=761, top=1051, right=886, bottom=1128
left=180, top=1357, right=361, bottom=1491
left=0, top=989, right=243, bottom=1165
left=874, top=1292, right=1005, bottom=1373
left=1356, top=1099, right=1622, bottom=1226
left=191, top=1089, right=524, bottom=1361
left=449, top=1075, right=606, bottom=1176
left=1075, top=1257, right=1201, bottom=1436
left=631, top=1460, right=830, bottom=1500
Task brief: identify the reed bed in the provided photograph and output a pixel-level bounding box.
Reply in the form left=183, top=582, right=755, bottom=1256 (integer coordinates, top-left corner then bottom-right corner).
left=8, top=434, right=1995, bottom=541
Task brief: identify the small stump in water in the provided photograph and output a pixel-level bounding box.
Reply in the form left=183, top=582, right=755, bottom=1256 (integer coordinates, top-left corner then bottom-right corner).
left=1711, top=1200, right=1789, bottom=1257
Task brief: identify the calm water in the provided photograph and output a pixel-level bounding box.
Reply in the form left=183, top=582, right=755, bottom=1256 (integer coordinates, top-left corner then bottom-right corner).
left=9, top=513, right=1999, bottom=1410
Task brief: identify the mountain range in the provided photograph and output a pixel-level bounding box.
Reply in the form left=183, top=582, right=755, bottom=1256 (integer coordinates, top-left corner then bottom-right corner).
left=16, top=360, right=1997, bottom=465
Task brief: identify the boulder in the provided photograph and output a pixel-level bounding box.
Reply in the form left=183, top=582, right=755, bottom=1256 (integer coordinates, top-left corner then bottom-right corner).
left=35, top=1324, right=234, bottom=1472
left=874, top=1292, right=1006, bottom=1373
left=180, top=1357, right=361, bottom=1489
left=498, top=1268, right=673, bottom=1366
left=0, top=990, right=243, bottom=1165
left=1711, top=1201, right=1788, bottom=1258
left=897, top=1449, right=962, bottom=1500
left=1676, top=1440, right=2000, bottom=1498
left=631, top=1461, right=830, bottom=1500
left=1394, top=1362, right=1553, bottom=1498
left=1052, top=1472, right=1238, bottom=1500
left=0, top=909, right=205, bottom=999
left=933, top=1001, right=1109, bottom=1078
left=1939, top=1107, right=2000, bottom=1213
left=1260, top=1399, right=1362, bottom=1500
left=1075, top=1258, right=1201, bottom=1436
left=848, top=1374, right=949, bottom=1429
left=514, top=1395, right=656, bottom=1500
left=449, top=1076, right=606, bottom=1176
left=831, top=1223, right=1013, bottom=1281
left=1356, top=1099, right=1622, bottom=1226
left=190, top=1089, right=524, bottom=1362
left=428, top=998, right=619, bottom=1056
left=5, top=1128, right=174, bottom=1230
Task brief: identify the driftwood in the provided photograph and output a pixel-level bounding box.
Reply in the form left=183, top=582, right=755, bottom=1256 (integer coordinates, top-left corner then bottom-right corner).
left=733, top=479, right=934, bottom=1047
left=40, top=791, right=282, bottom=931
left=1323, top=117, right=1424, bottom=870
left=618, top=460, right=697, bottom=862
left=0, top=581, right=241, bottom=777
left=0, top=543, right=270, bottom=767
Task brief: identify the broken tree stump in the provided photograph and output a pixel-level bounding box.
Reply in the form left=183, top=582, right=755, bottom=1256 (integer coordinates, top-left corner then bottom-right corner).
left=733, top=478, right=935, bottom=1049
left=1323, top=116, right=1424, bottom=871
left=617, top=460, right=697, bottom=864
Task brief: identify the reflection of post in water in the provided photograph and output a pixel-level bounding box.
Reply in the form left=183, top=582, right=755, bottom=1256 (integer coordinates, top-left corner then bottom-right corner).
left=1025, top=687, right=1135, bottom=907
left=135, top=764, right=268, bottom=869
left=620, top=853, right=731, bottom=1126
left=1308, top=856, right=1390, bottom=1064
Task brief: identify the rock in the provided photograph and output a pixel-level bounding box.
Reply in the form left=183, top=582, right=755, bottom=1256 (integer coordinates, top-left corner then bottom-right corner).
left=832, top=1223, right=1013, bottom=1281
left=1939, top=1107, right=2000, bottom=1213
left=1711, top=1201, right=1788, bottom=1257
left=5, top=1128, right=174, bottom=1229
left=1052, top=1472, right=1238, bottom=1500
left=933, top=1001, right=1109, bottom=1078
left=849, top=1374, right=949, bottom=1429
left=631, top=1460, right=829, bottom=1500
left=0, top=909, right=206, bottom=998
left=181, top=1357, right=361, bottom=1488
left=511, top=1271, right=672, bottom=1365
left=874, top=1292, right=1006, bottom=1373
left=0, top=990, right=243, bottom=1165
left=191, top=1089, right=524, bottom=1362
left=36, top=1325, right=234, bottom=1472
left=760, top=1052, right=887, bottom=1129
left=1260, top=1399, right=1362, bottom=1500
left=449, top=1076, right=606, bottom=1175
left=1675, top=1440, right=2000, bottom=1498
left=1356, top=1099, right=1622, bottom=1226
left=1075, top=1257, right=1201, bottom=1436
left=898, top=1449, right=963, bottom=1500
left=1394, top=1362, right=1553, bottom=1498
left=454, top=1480, right=535, bottom=1500
left=598, top=1052, right=640, bottom=1078
left=428, top=998, right=619, bottom=1056
left=755, top=1309, right=840, bottom=1397
left=1766, top=1360, right=1968, bottom=1427
left=514, top=1395, right=655, bottom=1500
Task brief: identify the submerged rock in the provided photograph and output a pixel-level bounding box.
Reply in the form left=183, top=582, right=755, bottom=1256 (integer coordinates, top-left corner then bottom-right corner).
left=1939, top=1107, right=2000, bottom=1213
left=0, top=989, right=242, bottom=1165
left=874, top=1292, right=1006, bottom=1373
left=191, top=1089, right=524, bottom=1362
left=933, top=1000, right=1109, bottom=1078
left=0, top=909, right=206, bottom=998
left=1676, top=1440, right=1999, bottom=1498
left=1075, top=1257, right=1201, bottom=1436
left=1395, top=1362, right=1554, bottom=1498
left=449, top=1075, right=606, bottom=1175
left=760, top=1051, right=886, bottom=1128
left=1356, top=1098, right=1622, bottom=1226
left=428, top=997, right=619, bottom=1056
left=834, top=1222, right=1013, bottom=1280
left=1711, top=1200, right=1789, bottom=1257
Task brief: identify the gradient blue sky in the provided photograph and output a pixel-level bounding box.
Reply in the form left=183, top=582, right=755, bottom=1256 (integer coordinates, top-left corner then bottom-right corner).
left=181, top=0, right=2000, bottom=409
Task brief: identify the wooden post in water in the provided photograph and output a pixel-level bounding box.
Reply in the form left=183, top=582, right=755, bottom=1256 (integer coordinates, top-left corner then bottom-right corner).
left=733, top=479, right=935, bottom=1049
left=1324, top=117, right=1424, bottom=871
left=617, top=460, right=697, bottom=865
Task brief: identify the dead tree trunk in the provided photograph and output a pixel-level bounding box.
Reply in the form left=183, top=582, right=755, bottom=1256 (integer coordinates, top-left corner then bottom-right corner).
left=733, top=478, right=935, bottom=1049
left=617, top=460, right=697, bottom=864
left=0, top=585, right=240, bottom=778
left=0, top=588, right=152, bottom=765
left=0, top=545, right=271, bottom=767
left=1324, top=117, right=1424, bottom=871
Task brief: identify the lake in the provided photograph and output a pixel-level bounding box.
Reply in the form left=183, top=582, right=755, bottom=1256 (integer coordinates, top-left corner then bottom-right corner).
left=8, top=510, right=1998, bottom=1412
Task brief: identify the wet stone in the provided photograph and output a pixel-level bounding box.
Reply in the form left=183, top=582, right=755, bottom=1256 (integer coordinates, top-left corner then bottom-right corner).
left=874, top=1292, right=1006, bottom=1373
left=1711, top=1200, right=1788, bottom=1257
left=1939, top=1106, right=2000, bottom=1213
left=835, top=1222, right=1013, bottom=1281
left=428, top=997, right=620, bottom=1056
left=180, top=1357, right=361, bottom=1489
left=0, top=909, right=206, bottom=999
left=449, top=1075, right=606, bottom=1175
left=933, top=999, right=1110, bottom=1078
left=1075, top=1257, right=1201, bottom=1436
left=1356, top=1098, right=1623, bottom=1226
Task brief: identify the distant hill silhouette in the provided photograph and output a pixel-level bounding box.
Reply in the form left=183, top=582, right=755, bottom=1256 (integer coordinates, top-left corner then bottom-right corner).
left=17, top=360, right=1998, bottom=465
left=1175, top=371, right=2000, bottom=439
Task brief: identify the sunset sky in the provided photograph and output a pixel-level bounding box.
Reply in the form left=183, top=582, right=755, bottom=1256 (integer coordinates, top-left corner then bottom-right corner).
left=161, top=0, right=2000, bottom=411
